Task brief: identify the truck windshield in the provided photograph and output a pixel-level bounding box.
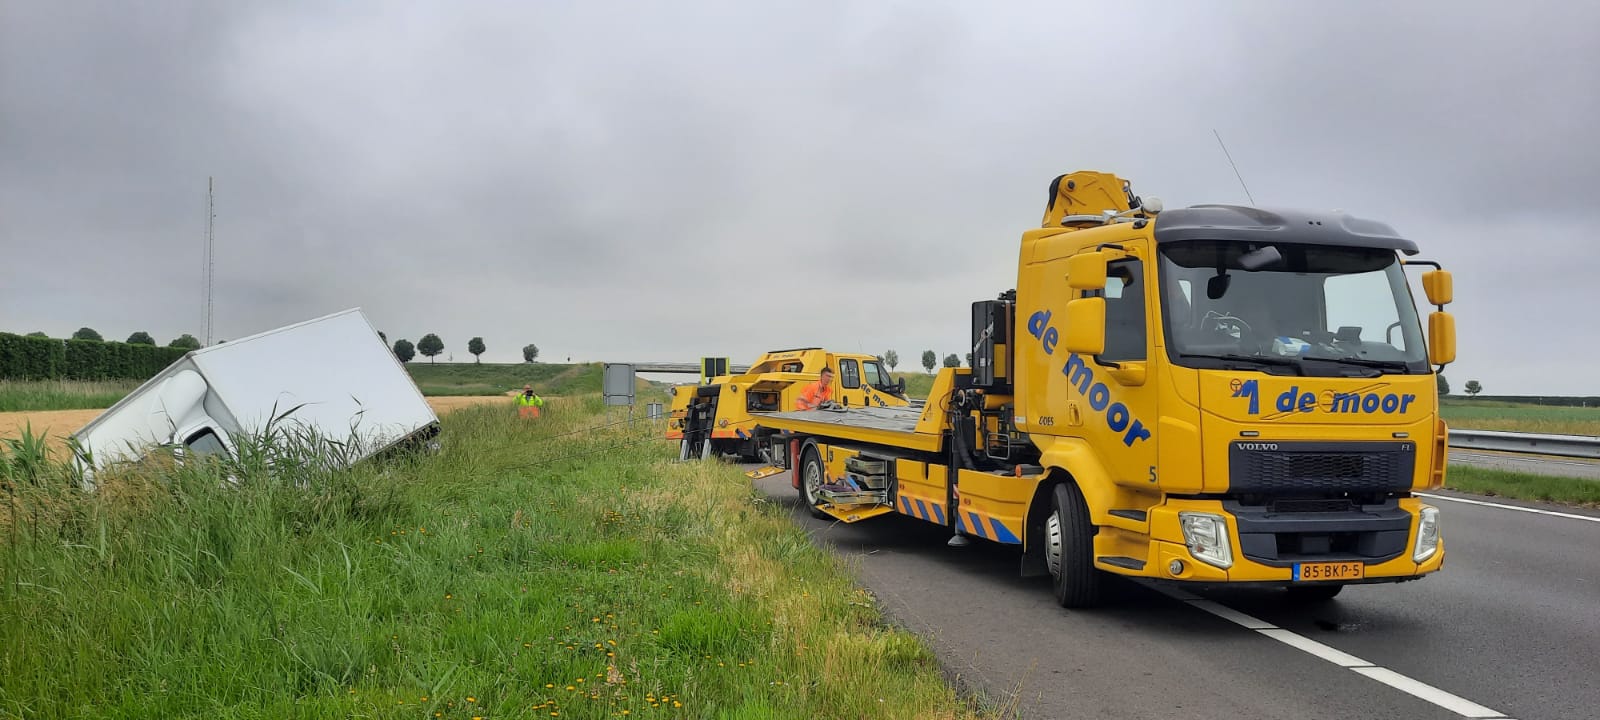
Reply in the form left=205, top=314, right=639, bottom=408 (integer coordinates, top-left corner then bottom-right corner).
left=863, top=361, right=889, bottom=389
left=1157, top=240, right=1429, bottom=376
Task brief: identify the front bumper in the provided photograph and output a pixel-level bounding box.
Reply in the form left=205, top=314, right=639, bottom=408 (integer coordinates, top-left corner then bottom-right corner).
left=1092, top=496, right=1444, bottom=584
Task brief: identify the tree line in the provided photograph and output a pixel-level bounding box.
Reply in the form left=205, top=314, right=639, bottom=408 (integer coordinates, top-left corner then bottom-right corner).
left=0, top=329, right=201, bottom=381
left=877, top=349, right=968, bottom=375
left=377, top=331, right=540, bottom=365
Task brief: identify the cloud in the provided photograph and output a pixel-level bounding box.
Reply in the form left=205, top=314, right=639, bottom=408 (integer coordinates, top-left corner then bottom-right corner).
left=2, top=0, right=1594, bottom=395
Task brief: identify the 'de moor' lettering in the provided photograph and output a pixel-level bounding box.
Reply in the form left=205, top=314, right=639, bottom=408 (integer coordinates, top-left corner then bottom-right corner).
left=1027, top=310, right=1152, bottom=447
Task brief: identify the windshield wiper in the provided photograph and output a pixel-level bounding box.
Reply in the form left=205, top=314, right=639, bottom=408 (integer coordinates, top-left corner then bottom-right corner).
left=1177, top=353, right=1303, bottom=373
left=1303, top=355, right=1412, bottom=372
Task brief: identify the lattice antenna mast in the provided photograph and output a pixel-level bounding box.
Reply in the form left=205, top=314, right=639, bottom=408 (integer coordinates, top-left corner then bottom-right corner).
left=205, top=177, right=215, bottom=345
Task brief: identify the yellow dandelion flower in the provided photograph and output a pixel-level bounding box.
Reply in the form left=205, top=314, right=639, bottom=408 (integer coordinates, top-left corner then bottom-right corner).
left=577, top=678, right=585, bottom=683
left=674, top=701, right=682, bottom=707
left=445, top=594, right=453, bottom=599
left=566, top=685, right=576, bottom=691
left=546, top=684, right=555, bottom=689
left=622, top=711, right=630, bottom=716
left=421, top=696, right=428, bottom=701
left=467, top=696, right=477, bottom=702
left=607, top=640, right=616, bottom=646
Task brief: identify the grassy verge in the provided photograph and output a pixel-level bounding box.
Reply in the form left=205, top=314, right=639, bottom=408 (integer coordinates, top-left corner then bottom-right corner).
left=0, top=380, right=141, bottom=412
left=1443, top=465, right=1600, bottom=507
left=0, top=394, right=977, bottom=719
left=891, top=373, right=937, bottom=400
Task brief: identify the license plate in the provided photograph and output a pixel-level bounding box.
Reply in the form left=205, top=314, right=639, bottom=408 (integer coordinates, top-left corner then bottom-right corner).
left=1294, top=561, right=1365, bottom=581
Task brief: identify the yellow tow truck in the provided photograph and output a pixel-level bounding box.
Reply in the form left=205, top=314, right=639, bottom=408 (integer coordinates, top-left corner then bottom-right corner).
left=667, top=348, right=912, bottom=461
left=665, top=347, right=915, bottom=460
left=751, top=170, right=1456, bottom=606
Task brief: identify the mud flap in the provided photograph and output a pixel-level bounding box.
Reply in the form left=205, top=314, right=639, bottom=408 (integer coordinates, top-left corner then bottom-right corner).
left=818, top=503, right=896, bottom=524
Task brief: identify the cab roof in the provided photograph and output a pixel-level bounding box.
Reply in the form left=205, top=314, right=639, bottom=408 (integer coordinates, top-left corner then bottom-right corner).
left=1152, top=204, right=1419, bottom=256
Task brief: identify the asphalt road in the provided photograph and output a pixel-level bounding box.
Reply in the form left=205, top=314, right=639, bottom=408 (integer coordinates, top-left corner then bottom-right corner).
left=749, top=468, right=1600, bottom=720
left=1450, top=450, right=1600, bottom=480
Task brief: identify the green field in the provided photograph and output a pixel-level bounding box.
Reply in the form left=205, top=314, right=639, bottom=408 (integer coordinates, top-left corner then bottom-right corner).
left=0, top=364, right=635, bottom=413
left=406, top=362, right=606, bottom=397
left=0, top=395, right=978, bottom=719
left=0, top=379, right=142, bottom=412
left=1440, top=399, right=1600, bottom=436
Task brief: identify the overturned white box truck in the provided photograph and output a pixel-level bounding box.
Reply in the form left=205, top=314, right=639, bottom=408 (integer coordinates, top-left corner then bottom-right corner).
left=71, top=308, right=440, bottom=487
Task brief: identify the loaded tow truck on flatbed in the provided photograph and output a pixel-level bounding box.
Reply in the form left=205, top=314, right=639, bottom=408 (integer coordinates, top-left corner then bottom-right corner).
left=667, top=347, right=911, bottom=461
left=751, top=170, right=1458, bottom=607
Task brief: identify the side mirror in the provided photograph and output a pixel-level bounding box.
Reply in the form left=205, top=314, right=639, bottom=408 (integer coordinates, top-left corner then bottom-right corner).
left=1429, top=311, right=1456, bottom=366
left=896, top=377, right=906, bottom=395
left=1422, top=269, right=1453, bottom=306
left=1063, top=297, right=1106, bottom=355
left=1067, top=252, right=1110, bottom=290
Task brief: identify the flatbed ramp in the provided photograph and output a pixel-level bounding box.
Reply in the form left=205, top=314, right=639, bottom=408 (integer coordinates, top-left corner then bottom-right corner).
left=756, top=405, right=942, bottom=453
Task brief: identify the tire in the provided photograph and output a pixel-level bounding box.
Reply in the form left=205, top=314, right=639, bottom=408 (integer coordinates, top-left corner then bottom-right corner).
left=797, top=444, right=830, bottom=519
left=1285, top=583, right=1344, bottom=602
left=1045, top=482, right=1103, bottom=608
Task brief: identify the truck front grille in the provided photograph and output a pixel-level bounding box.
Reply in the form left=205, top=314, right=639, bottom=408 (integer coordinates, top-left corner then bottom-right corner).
left=1229, top=441, right=1415, bottom=494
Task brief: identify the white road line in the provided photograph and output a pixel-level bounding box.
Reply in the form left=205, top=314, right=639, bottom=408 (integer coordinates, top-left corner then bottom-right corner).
left=1257, top=629, right=1371, bottom=669
left=1186, top=599, right=1277, bottom=630
left=1419, top=492, right=1600, bottom=523
left=1145, top=581, right=1512, bottom=718
left=1352, top=667, right=1508, bottom=719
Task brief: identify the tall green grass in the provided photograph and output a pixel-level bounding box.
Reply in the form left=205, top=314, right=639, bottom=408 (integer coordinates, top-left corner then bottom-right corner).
left=0, top=395, right=978, bottom=719
left=0, top=380, right=141, bottom=412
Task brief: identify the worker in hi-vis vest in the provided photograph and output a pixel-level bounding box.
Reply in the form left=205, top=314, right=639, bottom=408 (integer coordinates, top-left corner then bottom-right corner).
left=517, top=384, right=545, bottom=418
left=794, top=367, right=835, bottom=410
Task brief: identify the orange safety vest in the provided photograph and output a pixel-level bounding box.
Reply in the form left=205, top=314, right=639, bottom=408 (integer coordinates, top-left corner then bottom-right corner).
left=795, top=379, right=833, bottom=410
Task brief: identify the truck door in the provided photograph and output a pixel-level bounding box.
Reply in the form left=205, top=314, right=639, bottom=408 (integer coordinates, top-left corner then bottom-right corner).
left=836, top=358, right=865, bottom=407
left=1058, top=255, right=1159, bottom=489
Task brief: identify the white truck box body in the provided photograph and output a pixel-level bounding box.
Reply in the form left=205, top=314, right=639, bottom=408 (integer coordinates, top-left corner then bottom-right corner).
left=71, top=308, right=437, bottom=482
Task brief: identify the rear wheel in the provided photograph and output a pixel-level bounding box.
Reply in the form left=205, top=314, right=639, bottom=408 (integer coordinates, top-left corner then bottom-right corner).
left=1045, top=482, right=1103, bottom=608
left=798, top=444, right=829, bottom=519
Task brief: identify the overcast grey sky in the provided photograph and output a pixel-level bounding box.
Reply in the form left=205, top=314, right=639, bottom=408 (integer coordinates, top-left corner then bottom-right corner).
left=3, top=1, right=1596, bottom=395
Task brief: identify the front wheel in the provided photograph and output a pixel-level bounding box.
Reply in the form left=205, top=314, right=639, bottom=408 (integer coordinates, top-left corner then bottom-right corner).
left=1045, top=482, right=1103, bottom=608
left=797, top=444, right=829, bottom=519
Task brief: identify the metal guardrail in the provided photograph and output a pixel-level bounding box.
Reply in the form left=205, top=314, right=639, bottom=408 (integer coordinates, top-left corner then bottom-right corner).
left=626, top=362, right=751, bottom=374
left=1448, top=429, right=1600, bottom=460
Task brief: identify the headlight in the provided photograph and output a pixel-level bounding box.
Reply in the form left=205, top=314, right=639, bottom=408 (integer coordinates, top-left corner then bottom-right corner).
left=1413, top=506, right=1441, bottom=563
left=1179, top=512, right=1233, bottom=569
